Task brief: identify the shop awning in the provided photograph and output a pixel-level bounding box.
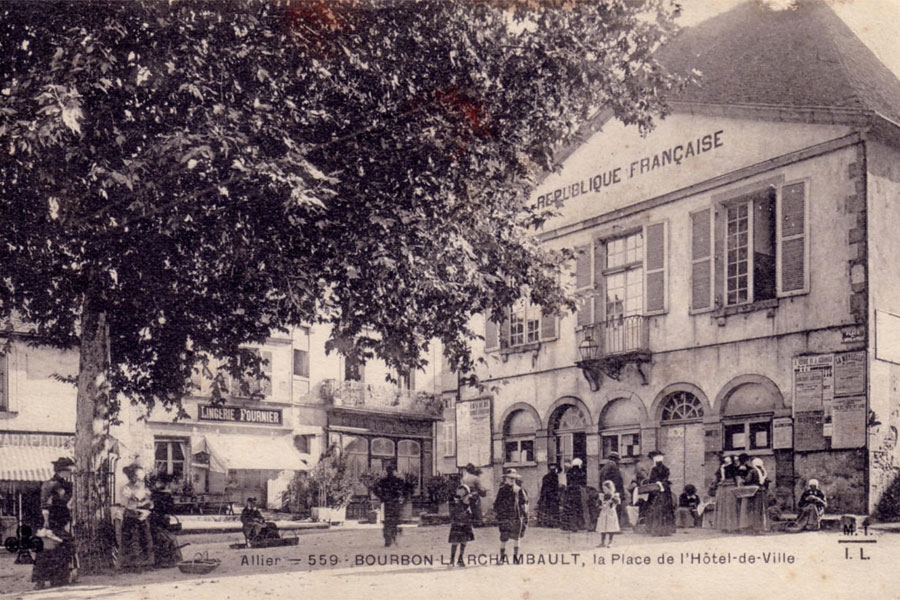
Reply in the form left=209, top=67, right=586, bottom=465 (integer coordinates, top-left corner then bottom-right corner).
left=203, top=434, right=310, bottom=472
left=0, top=445, right=73, bottom=483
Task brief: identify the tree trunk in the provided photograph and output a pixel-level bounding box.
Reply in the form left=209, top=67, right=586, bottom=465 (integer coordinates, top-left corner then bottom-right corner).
left=72, top=290, right=115, bottom=574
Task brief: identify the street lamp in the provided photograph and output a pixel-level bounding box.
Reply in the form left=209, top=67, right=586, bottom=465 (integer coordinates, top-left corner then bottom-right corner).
left=575, top=334, right=604, bottom=392
left=578, top=335, right=600, bottom=362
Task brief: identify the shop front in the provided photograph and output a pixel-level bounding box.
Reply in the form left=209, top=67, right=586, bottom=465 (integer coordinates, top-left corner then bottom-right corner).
left=326, top=409, right=437, bottom=519
left=0, top=432, right=75, bottom=538
left=144, top=401, right=314, bottom=510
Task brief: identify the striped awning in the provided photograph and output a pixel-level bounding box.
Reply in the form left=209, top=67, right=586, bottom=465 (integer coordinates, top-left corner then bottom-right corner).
left=0, top=445, right=73, bottom=482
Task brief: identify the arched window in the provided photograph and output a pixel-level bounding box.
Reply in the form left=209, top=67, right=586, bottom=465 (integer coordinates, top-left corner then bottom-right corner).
left=722, top=382, right=779, bottom=452
left=549, top=404, right=588, bottom=467
left=503, top=410, right=537, bottom=464
left=370, top=437, right=395, bottom=473
left=660, top=391, right=704, bottom=422
left=599, top=398, right=642, bottom=459
left=344, top=436, right=369, bottom=496
left=397, top=440, right=421, bottom=494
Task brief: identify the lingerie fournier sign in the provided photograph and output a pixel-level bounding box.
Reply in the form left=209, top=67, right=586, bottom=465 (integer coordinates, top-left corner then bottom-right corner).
left=198, top=404, right=283, bottom=426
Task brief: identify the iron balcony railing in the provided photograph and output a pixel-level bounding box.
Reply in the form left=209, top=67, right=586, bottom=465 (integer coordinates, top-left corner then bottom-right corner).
left=321, top=379, right=444, bottom=418
left=577, top=315, right=650, bottom=357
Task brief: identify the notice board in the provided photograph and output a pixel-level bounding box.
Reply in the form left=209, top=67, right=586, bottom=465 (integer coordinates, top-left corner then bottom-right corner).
left=772, top=417, right=793, bottom=450
left=456, top=397, right=493, bottom=468
left=831, top=395, right=866, bottom=449
left=834, top=351, right=866, bottom=397
left=792, top=354, right=834, bottom=413
left=794, top=410, right=826, bottom=451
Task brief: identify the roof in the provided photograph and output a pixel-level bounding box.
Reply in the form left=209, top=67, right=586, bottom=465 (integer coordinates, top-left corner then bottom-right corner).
left=660, top=0, right=900, bottom=124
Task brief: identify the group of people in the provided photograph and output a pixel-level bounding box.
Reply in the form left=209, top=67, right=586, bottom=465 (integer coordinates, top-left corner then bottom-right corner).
left=710, top=453, right=770, bottom=534
left=534, top=450, right=675, bottom=540
left=446, top=468, right=529, bottom=566
left=30, top=457, right=183, bottom=589
left=118, top=463, right=183, bottom=571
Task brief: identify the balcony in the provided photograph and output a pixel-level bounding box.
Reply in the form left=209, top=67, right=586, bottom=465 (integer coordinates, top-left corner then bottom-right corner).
left=576, top=315, right=651, bottom=391
left=320, top=379, right=444, bottom=418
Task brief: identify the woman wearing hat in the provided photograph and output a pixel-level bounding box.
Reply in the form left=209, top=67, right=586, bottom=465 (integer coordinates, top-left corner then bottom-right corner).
left=536, top=464, right=560, bottom=528
left=562, top=458, right=588, bottom=532
left=119, top=463, right=154, bottom=571
left=644, top=451, right=675, bottom=536
left=493, top=469, right=528, bottom=564
left=447, top=484, right=475, bottom=567
left=32, top=456, right=76, bottom=589
left=738, top=457, right=769, bottom=533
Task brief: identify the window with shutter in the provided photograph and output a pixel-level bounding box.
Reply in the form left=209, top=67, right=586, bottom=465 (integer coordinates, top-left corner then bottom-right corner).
left=713, top=181, right=805, bottom=308
left=691, top=208, right=713, bottom=311
left=778, top=181, right=808, bottom=295
left=644, top=222, right=667, bottom=314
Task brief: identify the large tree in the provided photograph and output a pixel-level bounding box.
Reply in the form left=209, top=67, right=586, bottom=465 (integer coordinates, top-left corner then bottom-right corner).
left=0, top=0, right=681, bottom=571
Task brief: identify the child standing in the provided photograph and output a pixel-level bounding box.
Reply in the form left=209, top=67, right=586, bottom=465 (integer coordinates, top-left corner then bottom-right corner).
left=448, top=485, right=475, bottom=567
left=596, top=480, right=620, bottom=548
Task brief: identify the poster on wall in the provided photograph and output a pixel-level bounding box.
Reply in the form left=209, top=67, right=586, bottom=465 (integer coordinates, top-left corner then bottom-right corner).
left=834, top=351, right=867, bottom=396
left=792, top=354, right=834, bottom=413
left=456, top=397, right=492, bottom=468
left=831, top=395, right=866, bottom=449
left=794, top=410, right=826, bottom=451
left=772, top=418, right=793, bottom=449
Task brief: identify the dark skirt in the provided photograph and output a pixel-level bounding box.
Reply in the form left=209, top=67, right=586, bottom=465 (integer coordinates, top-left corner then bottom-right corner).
left=448, top=523, right=475, bottom=544
left=120, top=516, right=154, bottom=570
left=645, top=491, right=676, bottom=536
left=32, top=534, right=75, bottom=586
left=150, top=525, right=182, bottom=568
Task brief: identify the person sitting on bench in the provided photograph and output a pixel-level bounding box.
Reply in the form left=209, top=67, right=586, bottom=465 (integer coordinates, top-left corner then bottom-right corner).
left=240, top=498, right=279, bottom=545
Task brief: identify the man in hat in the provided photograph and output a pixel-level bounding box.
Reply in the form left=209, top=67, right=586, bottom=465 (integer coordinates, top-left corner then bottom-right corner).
left=33, top=456, right=75, bottom=588
left=240, top=497, right=279, bottom=546
left=493, top=469, right=528, bottom=564
left=598, top=452, right=629, bottom=527
left=373, top=464, right=406, bottom=547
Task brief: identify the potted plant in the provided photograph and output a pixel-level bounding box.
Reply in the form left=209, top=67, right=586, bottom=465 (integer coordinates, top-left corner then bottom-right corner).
left=358, top=469, right=383, bottom=523
left=307, top=445, right=355, bottom=525
left=425, top=474, right=457, bottom=515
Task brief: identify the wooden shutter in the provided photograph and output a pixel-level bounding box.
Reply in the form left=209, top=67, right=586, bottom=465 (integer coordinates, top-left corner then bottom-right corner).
left=644, top=221, right=667, bottom=314
left=593, top=239, right=607, bottom=323
left=499, top=311, right=511, bottom=348
left=714, top=206, right=725, bottom=309
left=0, top=353, right=11, bottom=412
left=778, top=182, right=808, bottom=295
left=485, top=318, right=499, bottom=351
left=691, top=208, right=713, bottom=311
left=540, top=312, right=557, bottom=341
left=575, top=244, right=593, bottom=327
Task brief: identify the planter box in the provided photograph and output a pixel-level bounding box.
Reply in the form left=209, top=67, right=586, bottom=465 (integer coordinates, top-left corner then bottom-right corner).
left=310, top=506, right=347, bottom=526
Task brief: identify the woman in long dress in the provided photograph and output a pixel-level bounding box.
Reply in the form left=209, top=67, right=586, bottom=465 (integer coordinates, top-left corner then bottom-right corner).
left=536, top=465, right=560, bottom=527
left=32, top=457, right=77, bottom=589
left=644, top=451, right=675, bottom=536
left=713, top=455, right=741, bottom=532
left=119, top=463, right=155, bottom=571
left=596, top=480, right=620, bottom=548
left=149, top=474, right=181, bottom=567
left=738, top=458, right=768, bottom=533
left=562, top=459, right=588, bottom=531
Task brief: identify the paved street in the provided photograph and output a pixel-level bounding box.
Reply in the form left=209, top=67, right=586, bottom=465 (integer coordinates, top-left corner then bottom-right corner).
left=2, top=524, right=897, bottom=599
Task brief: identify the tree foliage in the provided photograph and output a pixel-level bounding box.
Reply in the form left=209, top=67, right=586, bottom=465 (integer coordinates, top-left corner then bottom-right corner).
left=0, top=0, right=682, bottom=418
